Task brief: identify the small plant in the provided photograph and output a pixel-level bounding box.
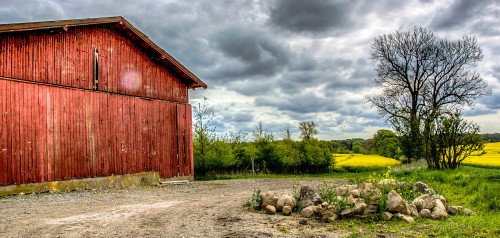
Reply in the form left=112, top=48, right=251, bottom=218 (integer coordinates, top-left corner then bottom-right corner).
left=292, top=181, right=303, bottom=212
left=248, top=188, right=263, bottom=210
left=317, top=182, right=350, bottom=212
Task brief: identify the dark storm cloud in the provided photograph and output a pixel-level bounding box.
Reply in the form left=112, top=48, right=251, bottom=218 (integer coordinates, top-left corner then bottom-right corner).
left=211, top=27, right=290, bottom=78
left=255, top=91, right=341, bottom=114
left=268, top=0, right=357, bottom=34
left=430, top=0, right=492, bottom=30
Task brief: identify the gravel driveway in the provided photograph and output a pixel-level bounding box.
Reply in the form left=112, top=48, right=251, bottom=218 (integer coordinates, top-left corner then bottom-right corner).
left=0, top=178, right=348, bottom=238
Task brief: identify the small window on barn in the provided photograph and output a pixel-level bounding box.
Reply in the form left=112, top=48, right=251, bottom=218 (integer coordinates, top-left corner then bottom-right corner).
left=93, top=48, right=99, bottom=90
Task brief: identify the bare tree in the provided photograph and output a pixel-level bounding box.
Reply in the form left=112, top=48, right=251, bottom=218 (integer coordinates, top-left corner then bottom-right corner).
left=366, top=27, right=491, bottom=163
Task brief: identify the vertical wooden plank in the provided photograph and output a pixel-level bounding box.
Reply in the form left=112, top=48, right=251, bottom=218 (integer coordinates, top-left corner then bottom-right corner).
left=12, top=80, right=21, bottom=184
left=37, top=84, right=47, bottom=182
left=0, top=80, right=7, bottom=185
left=6, top=81, right=13, bottom=184
left=186, top=104, right=194, bottom=176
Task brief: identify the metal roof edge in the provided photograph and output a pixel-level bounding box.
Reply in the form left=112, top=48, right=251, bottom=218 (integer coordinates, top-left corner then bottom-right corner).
left=0, top=16, right=207, bottom=89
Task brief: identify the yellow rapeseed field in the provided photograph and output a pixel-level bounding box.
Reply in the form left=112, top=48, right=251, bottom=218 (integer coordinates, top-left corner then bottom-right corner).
left=463, top=142, right=500, bottom=168
left=333, top=153, right=401, bottom=169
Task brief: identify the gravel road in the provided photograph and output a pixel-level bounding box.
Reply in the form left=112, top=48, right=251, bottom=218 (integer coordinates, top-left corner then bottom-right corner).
left=0, top=178, right=349, bottom=238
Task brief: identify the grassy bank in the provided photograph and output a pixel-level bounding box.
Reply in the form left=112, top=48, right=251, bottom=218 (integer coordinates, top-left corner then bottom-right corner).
left=201, top=164, right=499, bottom=237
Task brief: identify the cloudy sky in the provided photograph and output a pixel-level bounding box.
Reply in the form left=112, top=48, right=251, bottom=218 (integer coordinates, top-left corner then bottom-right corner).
left=1, top=0, right=499, bottom=140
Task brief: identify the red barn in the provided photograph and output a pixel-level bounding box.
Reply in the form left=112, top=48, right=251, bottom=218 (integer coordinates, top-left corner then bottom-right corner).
left=0, top=16, right=206, bottom=186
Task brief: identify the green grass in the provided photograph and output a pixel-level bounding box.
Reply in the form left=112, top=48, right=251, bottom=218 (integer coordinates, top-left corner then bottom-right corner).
left=202, top=164, right=500, bottom=237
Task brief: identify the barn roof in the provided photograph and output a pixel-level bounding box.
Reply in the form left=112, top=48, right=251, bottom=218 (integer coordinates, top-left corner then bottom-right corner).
left=0, top=16, right=207, bottom=89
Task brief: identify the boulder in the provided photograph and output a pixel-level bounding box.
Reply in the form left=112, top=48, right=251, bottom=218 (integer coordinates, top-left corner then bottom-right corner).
left=340, top=207, right=352, bottom=217
left=282, top=206, right=292, bottom=216
left=350, top=189, right=361, bottom=198
left=408, top=203, right=419, bottom=217
left=412, top=197, right=424, bottom=211
left=386, top=190, right=408, bottom=213
left=382, top=212, right=393, bottom=220
left=464, top=208, right=475, bottom=216
left=319, top=206, right=338, bottom=221
left=323, top=214, right=338, bottom=223
left=419, top=209, right=431, bottom=218
left=265, top=205, right=276, bottom=214
left=415, top=182, right=435, bottom=194
left=347, top=194, right=357, bottom=205
left=430, top=199, right=448, bottom=219
left=321, top=202, right=329, bottom=207
left=276, top=195, right=296, bottom=211
left=261, top=191, right=278, bottom=209
left=396, top=213, right=414, bottom=223
left=363, top=204, right=378, bottom=215
left=413, top=194, right=437, bottom=210
left=353, top=202, right=367, bottom=214
left=300, top=206, right=315, bottom=218
left=299, top=186, right=322, bottom=208
left=448, top=205, right=462, bottom=215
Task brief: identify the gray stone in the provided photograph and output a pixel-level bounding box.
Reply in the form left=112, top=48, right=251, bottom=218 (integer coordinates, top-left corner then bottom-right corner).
left=430, top=199, right=448, bottom=219
left=353, top=202, right=367, bottom=214
left=415, top=181, right=435, bottom=194
left=265, top=205, right=276, bottom=214
left=347, top=194, right=357, bottom=205
left=386, top=190, right=408, bottom=213
left=340, top=207, right=352, bottom=217
left=324, top=214, right=338, bottom=223
left=300, top=206, right=315, bottom=218
left=382, top=212, right=393, bottom=220
left=396, top=213, right=414, bottom=223
left=282, top=205, right=292, bottom=216
left=408, top=203, right=419, bottom=217
left=413, top=194, right=437, bottom=210
left=320, top=206, right=338, bottom=219
left=447, top=205, right=462, bottom=215
left=363, top=204, right=378, bottom=215
left=419, top=209, right=431, bottom=218
left=276, top=195, right=296, bottom=211
left=350, top=189, right=361, bottom=198
left=464, top=208, right=475, bottom=216
left=299, top=186, right=322, bottom=208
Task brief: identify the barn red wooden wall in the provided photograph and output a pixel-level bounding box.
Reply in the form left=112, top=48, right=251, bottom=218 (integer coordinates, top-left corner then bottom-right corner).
left=0, top=79, right=193, bottom=186
left=0, top=26, right=188, bottom=103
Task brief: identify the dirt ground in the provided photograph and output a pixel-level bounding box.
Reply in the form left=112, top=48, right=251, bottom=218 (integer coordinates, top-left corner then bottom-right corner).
left=0, top=178, right=351, bottom=238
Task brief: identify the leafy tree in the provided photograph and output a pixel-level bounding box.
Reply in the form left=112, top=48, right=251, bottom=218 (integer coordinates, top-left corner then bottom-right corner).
left=193, top=97, right=215, bottom=176
left=252, top=122, right=281, bottom=173
left=299, top=139, right=331, bottom=173
left=366, top=27, right=491, bottom=163
left=275, top=140, right=300, bottom=173
left=372, top=129, right=400, bottom=158
left=426, top=111, right=485, bottom=169
left=299, top=121, right=318, bottom=140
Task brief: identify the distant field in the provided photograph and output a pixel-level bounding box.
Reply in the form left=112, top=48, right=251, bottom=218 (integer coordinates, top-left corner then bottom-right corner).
left=463, top=142, right=500, bottom=168
left=333, top=153, right=401, bottom=171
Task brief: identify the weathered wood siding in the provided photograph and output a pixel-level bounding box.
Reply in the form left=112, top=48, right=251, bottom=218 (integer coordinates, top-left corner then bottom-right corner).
left=0, top=78, right=193, bottom=186
left=0, top=26, right=188, bottom=102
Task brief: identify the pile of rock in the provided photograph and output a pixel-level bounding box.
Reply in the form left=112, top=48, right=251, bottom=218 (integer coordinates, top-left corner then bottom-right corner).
left=255, top=181, right=474, bottom=223
left=261, top=191, right=297, bottom=216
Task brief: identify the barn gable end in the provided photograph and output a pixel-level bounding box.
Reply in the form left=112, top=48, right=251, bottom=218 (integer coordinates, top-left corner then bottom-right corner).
left=0, top=17, right=205, bottom=185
